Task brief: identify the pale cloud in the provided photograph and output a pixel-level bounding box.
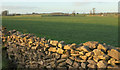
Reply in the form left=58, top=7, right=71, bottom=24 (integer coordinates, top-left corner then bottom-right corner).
left=2, top=5, right=38, bottom=9
left=0, top=0, right=119, bottom=2
left=73, top=2, right=91, bottom=6
left=1, top=5, right=39, bottom=14
left=0, top=2, right=117, bottom=14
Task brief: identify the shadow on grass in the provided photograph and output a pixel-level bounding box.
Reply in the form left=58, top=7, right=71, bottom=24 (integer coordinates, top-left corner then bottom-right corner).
left=2, top=47, right=17, bottom=70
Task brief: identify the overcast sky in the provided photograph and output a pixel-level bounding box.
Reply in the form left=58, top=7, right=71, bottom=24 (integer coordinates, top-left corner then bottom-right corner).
left=0, top=0, right=119, bottom=14
left=0, top=0, right=119, bottom=2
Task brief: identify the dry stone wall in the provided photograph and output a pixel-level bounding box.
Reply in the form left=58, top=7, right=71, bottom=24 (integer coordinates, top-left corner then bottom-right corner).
left=1, top=27, right=120, bottom=69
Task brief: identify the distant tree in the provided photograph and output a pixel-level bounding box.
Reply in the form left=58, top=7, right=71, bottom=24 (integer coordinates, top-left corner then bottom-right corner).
left=90, top=10, right=92, bottom=15
left=92, top=8, right=95, bottom=15
left=32, top=12, right=36, bottom=14
left=100, top=12, right=103, bottom=15
left=72, top=11, right=76, bottom=16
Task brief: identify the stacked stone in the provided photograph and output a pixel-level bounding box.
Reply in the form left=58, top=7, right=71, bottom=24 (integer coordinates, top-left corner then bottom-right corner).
left=2, top=27, right=120, bottom=69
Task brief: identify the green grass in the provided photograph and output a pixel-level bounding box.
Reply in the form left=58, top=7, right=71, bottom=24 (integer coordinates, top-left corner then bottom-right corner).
left=2, top=15, right=118, bottom=46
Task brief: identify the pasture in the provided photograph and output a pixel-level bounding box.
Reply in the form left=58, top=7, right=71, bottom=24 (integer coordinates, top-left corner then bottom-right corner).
left=2, top=15, right=118, bottom=46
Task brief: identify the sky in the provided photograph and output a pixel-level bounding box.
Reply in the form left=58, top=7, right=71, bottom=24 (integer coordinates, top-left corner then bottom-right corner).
left=0, top=0, right=119, bottom=14
left=0, top=0, right=119, bottom=2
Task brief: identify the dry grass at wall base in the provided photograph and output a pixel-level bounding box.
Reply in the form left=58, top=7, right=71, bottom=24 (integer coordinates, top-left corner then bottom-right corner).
left=1, top=27, right=120, bottom=70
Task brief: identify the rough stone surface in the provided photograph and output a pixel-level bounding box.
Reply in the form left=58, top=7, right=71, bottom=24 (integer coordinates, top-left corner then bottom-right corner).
left=98, top=55, right=109, bottom=60
left=57, top=59, right=66, bottom=64
left=77, top=46, right=91, bottom=52
left=57, top=48, right=64, bottom=54
left=61, top=54, right=69, bottom=59
left=108, top=49, right=120, bottom=60
left=97, top=44, right=108, bottom=52
left=48, top=47, right=57, bottom=52
left=87, top=60, right=97, bottom=65
left=81, top=62, right=86, bottom=68
left=73, top=61, right=79, bottom=68
left=97, top=61, right=108, bottom=68
left=87, top=64, right=97, bottom=68
left=85, top=52, right=93, bottom=57
left=83, top=41, right=98, bottom=49
left=50, top=40, right=58, bottom=46
left=1, top=27, right=120, bottom=69
left=58, top=41, right=64, bottom=48
left=66, top=59, right=73, bottom=65
left=93, top=49, right=105, bottom=56
left=64, top=44, right=71, bottom=50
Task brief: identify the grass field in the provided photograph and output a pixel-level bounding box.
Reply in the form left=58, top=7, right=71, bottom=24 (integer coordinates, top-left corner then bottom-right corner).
left=2, top=15, right=118, bottom=46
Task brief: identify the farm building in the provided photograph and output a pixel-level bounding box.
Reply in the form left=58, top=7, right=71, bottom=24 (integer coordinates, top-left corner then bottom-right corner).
left=2, top=10, right=9, bottom=16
